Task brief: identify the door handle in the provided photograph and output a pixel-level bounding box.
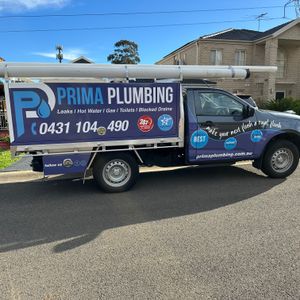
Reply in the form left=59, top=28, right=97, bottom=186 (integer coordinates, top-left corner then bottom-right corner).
left=201, top=121, right=214, bottom=127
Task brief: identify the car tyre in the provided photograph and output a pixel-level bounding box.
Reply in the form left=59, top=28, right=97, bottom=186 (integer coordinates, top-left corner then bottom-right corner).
left=261, top=139, right=299, bottom=178
left=93, top=153, right=139, bottom=193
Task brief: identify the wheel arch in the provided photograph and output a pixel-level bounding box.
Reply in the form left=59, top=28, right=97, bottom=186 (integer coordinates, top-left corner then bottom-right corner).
left=91, top=150, right=141, bottom=168
left=266, top=131, right=300, bottom=151
left=254, top=130, right=300, bottom=169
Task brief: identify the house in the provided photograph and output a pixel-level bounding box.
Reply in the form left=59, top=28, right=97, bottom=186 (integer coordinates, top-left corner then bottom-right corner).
left=71, top=56, right=94, bottom=64
left=156, top=19, right=300, bottom=104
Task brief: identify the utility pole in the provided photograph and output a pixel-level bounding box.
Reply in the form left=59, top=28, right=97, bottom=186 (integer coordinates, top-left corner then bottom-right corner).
left=56, top=45, right=63, bottom=63
left=256, top=13, right=268, bottom=31
left=284, top=0, right=300, bottom=18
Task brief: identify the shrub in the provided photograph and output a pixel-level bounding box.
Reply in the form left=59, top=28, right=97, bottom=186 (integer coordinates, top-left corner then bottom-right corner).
left=261, top=98, right=300, bottom=115
left=292, top=101, right=300, bottom=115
left=0, top=135, right=10, bottom=143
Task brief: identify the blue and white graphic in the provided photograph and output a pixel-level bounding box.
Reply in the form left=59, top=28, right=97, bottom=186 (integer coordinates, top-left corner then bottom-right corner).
left=251, top=129, right=263, bottom=142
left=12, top=84, right=56, bottom=138
left=224, top=137, right=237, bottom=150
left=43, top=154, right=90, bottom=175
left=190, top=129, right=209, bottom=149
left=157, top=114, right=174, bottom=131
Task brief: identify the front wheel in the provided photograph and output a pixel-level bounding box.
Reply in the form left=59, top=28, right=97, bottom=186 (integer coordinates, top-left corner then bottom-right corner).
left=93, top=153, right=139, bottom=192
left=261, top=140, right=299, bottom=178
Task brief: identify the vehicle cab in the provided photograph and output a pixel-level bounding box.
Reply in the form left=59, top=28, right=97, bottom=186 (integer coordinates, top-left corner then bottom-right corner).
left=185, top=88, right=300, bottom=178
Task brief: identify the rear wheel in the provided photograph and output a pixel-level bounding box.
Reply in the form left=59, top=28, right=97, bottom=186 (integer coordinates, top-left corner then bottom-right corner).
left=93, top=153, right=139, bottom=192
left=261, top=140, right=299, bottom=178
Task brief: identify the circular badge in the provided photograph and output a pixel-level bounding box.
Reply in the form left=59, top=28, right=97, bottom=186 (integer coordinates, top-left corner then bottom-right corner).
left=157, top=114, right=174, bottom=131
left=190, top=129, right=209, bottom=149
left=224, top=137, right=237, bottom=150
left=251, top=130, right=263, bottom=142
left=97, top=126, right=106, bottom=136
left=137, top=115, right=154, bottom=132
left=63, top=158, right=73, bottom=168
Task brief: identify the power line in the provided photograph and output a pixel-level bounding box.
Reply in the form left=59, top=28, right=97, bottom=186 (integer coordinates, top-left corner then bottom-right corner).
left=0, top=5, right=286, bottom=19
left=0, top=17, right=286, bottom=34
left=284, top=0, right=300, bottom=17
left=256, top=13, right=268, bottom=31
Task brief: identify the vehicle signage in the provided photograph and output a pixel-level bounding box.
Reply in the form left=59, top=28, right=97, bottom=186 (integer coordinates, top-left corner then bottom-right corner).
left=43, top=153, right=91, bottom=175
left=8, top=82, right=180, bottom=145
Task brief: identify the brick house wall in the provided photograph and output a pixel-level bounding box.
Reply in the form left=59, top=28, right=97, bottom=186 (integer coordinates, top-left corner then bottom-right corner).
left=156, top=20, right=300, bottom=104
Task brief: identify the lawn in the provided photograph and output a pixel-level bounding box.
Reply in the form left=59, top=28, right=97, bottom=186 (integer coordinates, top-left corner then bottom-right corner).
left=0, top=150, right=20, bottom=169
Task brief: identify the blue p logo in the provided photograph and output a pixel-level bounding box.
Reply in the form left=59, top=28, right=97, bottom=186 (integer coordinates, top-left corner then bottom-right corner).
left=13, top=91, right=51, bottom=138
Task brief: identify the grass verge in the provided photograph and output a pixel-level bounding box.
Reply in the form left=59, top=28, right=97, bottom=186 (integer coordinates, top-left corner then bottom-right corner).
left=0, top=150, right=20, bottom=170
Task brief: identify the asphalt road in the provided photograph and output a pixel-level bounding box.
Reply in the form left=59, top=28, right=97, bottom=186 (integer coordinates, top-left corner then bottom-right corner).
left=0, top=164, right=299, bottom=299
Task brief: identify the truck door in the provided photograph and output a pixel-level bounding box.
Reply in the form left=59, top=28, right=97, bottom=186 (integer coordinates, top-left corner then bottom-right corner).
left=188, top=89, right=257, bottom=163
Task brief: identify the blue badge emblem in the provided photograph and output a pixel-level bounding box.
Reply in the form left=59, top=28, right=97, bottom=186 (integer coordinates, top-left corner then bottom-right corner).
left=157, top=114, right=174, bottom=131
left=224, top=137, right=237, bottom=150
left=251, top=130, right=263, bottom=142
left=190, top=129, right=209, bottom=149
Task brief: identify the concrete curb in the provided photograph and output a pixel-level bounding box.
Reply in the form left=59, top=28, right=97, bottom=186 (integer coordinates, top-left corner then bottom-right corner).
left=0, top=170, right=43, bottom=184
left=0, top=161, right=252, bottom=184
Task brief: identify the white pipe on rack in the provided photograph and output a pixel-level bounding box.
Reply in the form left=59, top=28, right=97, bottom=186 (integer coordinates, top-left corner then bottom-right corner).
left=189, top=65, right=277, bottom=73
left=0, top=62, right=277, bottom=80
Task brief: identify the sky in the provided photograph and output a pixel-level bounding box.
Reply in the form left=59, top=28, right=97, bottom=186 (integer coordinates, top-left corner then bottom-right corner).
left=0, top=0, right=298, bottom=64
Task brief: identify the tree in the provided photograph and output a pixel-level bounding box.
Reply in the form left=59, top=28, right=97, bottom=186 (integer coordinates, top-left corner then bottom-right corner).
left=107, top=40, right=140, bottom=64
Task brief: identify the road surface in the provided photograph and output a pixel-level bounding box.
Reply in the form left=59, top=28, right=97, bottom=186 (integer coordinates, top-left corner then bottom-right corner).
left=0, top=165, right=299, bottom=299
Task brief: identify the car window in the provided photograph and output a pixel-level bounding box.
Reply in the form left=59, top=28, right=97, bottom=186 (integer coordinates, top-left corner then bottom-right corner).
left=194, top=91, right=244, bottom=116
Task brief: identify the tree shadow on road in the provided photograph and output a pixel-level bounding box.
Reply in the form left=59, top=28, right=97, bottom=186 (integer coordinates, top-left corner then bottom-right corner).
left=0, top=165, right=285, bottom=253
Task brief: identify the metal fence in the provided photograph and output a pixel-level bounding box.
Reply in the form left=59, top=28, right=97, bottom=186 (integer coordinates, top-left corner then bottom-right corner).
left=0, top=97, right=8, bottom=131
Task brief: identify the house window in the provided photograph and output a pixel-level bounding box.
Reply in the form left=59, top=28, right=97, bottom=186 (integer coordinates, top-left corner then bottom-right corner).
left=235, top=50, right=246, bottom=65
left=182, top=53, right=187, bottom=64
left=173, top=56, right=178, bottom=65
left=277, top=49, right=286, bottom=79
left=210, top=49, right=222, bottom=65
left=174, top=55, right=184, bottom=65
left=275, top=91, right=285, bottom=100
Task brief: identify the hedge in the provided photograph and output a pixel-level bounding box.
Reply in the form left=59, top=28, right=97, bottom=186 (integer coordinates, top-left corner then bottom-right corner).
left=261, top=98, right=300, bottom=115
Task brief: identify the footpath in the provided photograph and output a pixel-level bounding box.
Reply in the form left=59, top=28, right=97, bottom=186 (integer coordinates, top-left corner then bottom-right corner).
left=0, top=156, right=43, bottom=183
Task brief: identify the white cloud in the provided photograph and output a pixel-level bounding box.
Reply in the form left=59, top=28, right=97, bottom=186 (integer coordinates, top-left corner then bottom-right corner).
left=0, top=0, right=69, bottom=11
left=34, top=48, right=88, bottom=61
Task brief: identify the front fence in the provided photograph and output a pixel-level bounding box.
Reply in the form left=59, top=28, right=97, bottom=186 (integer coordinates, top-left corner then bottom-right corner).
left=0, top=97, right=8, bottom=131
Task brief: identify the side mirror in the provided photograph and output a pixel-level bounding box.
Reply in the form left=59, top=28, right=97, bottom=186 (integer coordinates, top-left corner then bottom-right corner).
left=243, top=105, right=255, bottom=118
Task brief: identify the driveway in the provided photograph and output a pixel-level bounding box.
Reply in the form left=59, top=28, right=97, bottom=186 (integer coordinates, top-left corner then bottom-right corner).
left=0, top=165, right=299, bottom=299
